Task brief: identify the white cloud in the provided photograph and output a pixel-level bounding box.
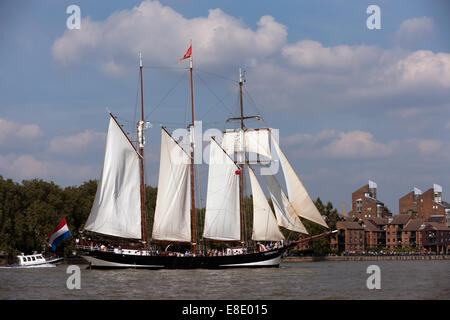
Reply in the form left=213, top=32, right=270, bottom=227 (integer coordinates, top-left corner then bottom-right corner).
left=394, top=17, right=434, bottom=48
left=248, top=43, right=450, bottom=114
left=319, top=131, right=395, bottom=159
left=0, top=118, right=43, bottom=145
left=48, top=130, right=106, bottom=155
left=283, top=129, right=450, bottom=161
left=52, top=0, right=287, bottom=73
left=281, top=129, right=337, bottom=146
left=281, top=40, right=381, bottom=72
left=0, top=153, right=96, bottom=183
left=52, top=4, right=450, bottom=120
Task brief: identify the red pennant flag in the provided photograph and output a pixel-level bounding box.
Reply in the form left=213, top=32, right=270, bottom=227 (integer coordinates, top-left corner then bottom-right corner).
left=235, top=170, right=241, bottom=175
left=179, top=44, right=192, bottom=62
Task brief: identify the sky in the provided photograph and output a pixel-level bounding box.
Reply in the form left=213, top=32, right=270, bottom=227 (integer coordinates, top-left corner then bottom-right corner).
left=0, top=0, right=449, bottom=214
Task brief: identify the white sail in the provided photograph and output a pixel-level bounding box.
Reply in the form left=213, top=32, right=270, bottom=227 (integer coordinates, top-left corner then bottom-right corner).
left=203, top=138, right=241, bottom=241
left=264, top=173, right=308, bottom=234
left=248, top=167, right=285, bottom=241
left=271, top=134, right=328, bottom=228
left=84, top=115, right=142, bottom=239
left=222, top=128, right=271, bottom=159
left=152, top=128, right=192, bottom=242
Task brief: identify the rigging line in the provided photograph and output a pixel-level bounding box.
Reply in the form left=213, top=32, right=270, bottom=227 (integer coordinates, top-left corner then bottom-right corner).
left=196, top=73, right=235, bottom=118
left=144, top=72, right=187, bottom=121
left=198, top=88, right=234, bottom=120
left=196, top=68, right=238, bottom=83
left=242, top=86, right=269, bottom=126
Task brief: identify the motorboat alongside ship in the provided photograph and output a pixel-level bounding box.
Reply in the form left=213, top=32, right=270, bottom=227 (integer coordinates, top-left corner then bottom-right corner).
left=1, top=253, right=63, bottom=268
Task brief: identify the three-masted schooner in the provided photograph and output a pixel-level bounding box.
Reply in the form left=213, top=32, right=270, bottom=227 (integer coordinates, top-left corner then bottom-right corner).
left=76, top=46, right=334, bottom=269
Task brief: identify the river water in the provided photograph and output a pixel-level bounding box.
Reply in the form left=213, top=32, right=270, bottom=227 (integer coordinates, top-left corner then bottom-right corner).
left=1, top=260, right=449, bottom=300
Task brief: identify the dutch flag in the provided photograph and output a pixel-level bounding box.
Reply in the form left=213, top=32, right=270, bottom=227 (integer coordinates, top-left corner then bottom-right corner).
left=47, top=218, right=72, bottom=251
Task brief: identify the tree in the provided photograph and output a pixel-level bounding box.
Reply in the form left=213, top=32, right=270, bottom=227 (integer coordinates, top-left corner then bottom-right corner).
left=298, top=198, right=339, bottom=256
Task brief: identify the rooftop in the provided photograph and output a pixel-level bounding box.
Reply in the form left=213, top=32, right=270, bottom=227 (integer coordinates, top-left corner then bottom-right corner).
left=389, top=214, right=413, bottom=225
left=368, top=217, right=389, bottom=226
left=423, top=222, right=450, bottom=231
left=337, top=221, right=365, bottom=230
left=403, top=218, right=425, bottom=231
left=362, top=220, right=382, bottom=232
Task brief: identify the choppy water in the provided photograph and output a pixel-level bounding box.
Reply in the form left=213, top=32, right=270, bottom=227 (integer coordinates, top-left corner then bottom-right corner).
left=1, top=260, right=449, bottom=300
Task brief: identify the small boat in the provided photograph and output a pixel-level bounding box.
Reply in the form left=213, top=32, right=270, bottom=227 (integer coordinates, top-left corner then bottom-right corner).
left=1, top=253, right=63, bottom=268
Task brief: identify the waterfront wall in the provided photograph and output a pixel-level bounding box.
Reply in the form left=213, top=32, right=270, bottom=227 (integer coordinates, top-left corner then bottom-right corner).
left=282, top=255, right=450, bottom=262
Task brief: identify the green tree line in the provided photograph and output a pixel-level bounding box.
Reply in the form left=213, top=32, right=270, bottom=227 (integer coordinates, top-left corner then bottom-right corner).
left=0, top=175, right=338, bottom=260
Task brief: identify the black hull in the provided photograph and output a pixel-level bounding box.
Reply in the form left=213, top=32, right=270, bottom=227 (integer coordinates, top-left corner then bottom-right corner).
left=78, top=248, right=286, bottom=269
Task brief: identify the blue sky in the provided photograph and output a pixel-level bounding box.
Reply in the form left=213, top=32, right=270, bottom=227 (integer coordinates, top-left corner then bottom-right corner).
left=1, top=0, right=449, bottom=214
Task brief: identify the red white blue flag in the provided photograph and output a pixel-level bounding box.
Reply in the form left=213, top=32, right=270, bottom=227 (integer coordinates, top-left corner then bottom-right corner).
left=47, top=218, right=71, bottom=251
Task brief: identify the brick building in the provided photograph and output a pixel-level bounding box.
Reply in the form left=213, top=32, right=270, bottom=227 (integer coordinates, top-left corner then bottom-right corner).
left=385, top=214, right=413, bottom=249
left=400, top=184, right=450, bottom=225
left=399, top=187, right=422, bottom=215
left=332, top=220, right=365, bottom=253
left=420, top=222, right=450, bottom=253
left=362, top=219, right=385, bottom=249
left=348, top=181, right=392, bottom=219
left=328, top=212, right=449, bottom=254
left=401, top=218, right=424, bottom=248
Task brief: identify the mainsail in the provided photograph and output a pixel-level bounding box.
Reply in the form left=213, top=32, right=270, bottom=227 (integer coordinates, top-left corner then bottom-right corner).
left=248, top=166, right=285, bottom=241
left=152, top=128, right=192, bottom=242
left=270, top=134, right=328, bottom=228
left=264, top=173, right=309, bottom=234
left=222, top=128, right=271, bottom=159
left=84, top=115, right=142, bottom=239
left=203, top=138, right=241, bottom=241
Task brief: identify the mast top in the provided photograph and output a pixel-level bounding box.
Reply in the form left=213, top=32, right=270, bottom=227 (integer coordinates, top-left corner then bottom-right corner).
left=139, top=52, right=143, bottom=68
left=239, top=68, right=246, bottom=84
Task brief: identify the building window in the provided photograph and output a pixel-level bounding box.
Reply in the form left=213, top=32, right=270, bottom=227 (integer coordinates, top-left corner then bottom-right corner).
left=356, top=199, right=362, bottom=213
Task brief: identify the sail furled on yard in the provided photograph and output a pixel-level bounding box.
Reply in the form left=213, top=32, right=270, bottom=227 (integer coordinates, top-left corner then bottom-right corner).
left=270, top=134, right=328, bottom=228
left=222, top=128, right=271, bottom=159
left=152, top=128, right=192, bottom=242
left=203, top=138, right=241, bottom=241
left=264, top=173, right=309, bottom=234
left=248, top=166, right=285, bottom=241
left=84, top=115, right=142, bottom=239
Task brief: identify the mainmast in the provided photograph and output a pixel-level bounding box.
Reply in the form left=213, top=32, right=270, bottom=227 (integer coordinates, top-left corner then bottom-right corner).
left=138, top=53, right=147, bottom=247
left=238, top=68, right=246, bottom=245
left=189, top=46, right=197, bottom=254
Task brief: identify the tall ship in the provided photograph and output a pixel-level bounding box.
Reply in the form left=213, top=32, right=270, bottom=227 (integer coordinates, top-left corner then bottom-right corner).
left=76, top=46, right=335, bottom=269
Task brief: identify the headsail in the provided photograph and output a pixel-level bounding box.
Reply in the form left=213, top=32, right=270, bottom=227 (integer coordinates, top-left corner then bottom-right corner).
left=270, top=134, right=328, bottom=228
left=248, top=166, right=285, bottom=241
left=264, top=173, right=309, bottom=234
left=84, top=115, right=142, bottom=239
left=203, top=138, right=241, bottom=241
left=152, top=128, right=192, bottom=242
left=222, top=128, right=271, bottom=159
